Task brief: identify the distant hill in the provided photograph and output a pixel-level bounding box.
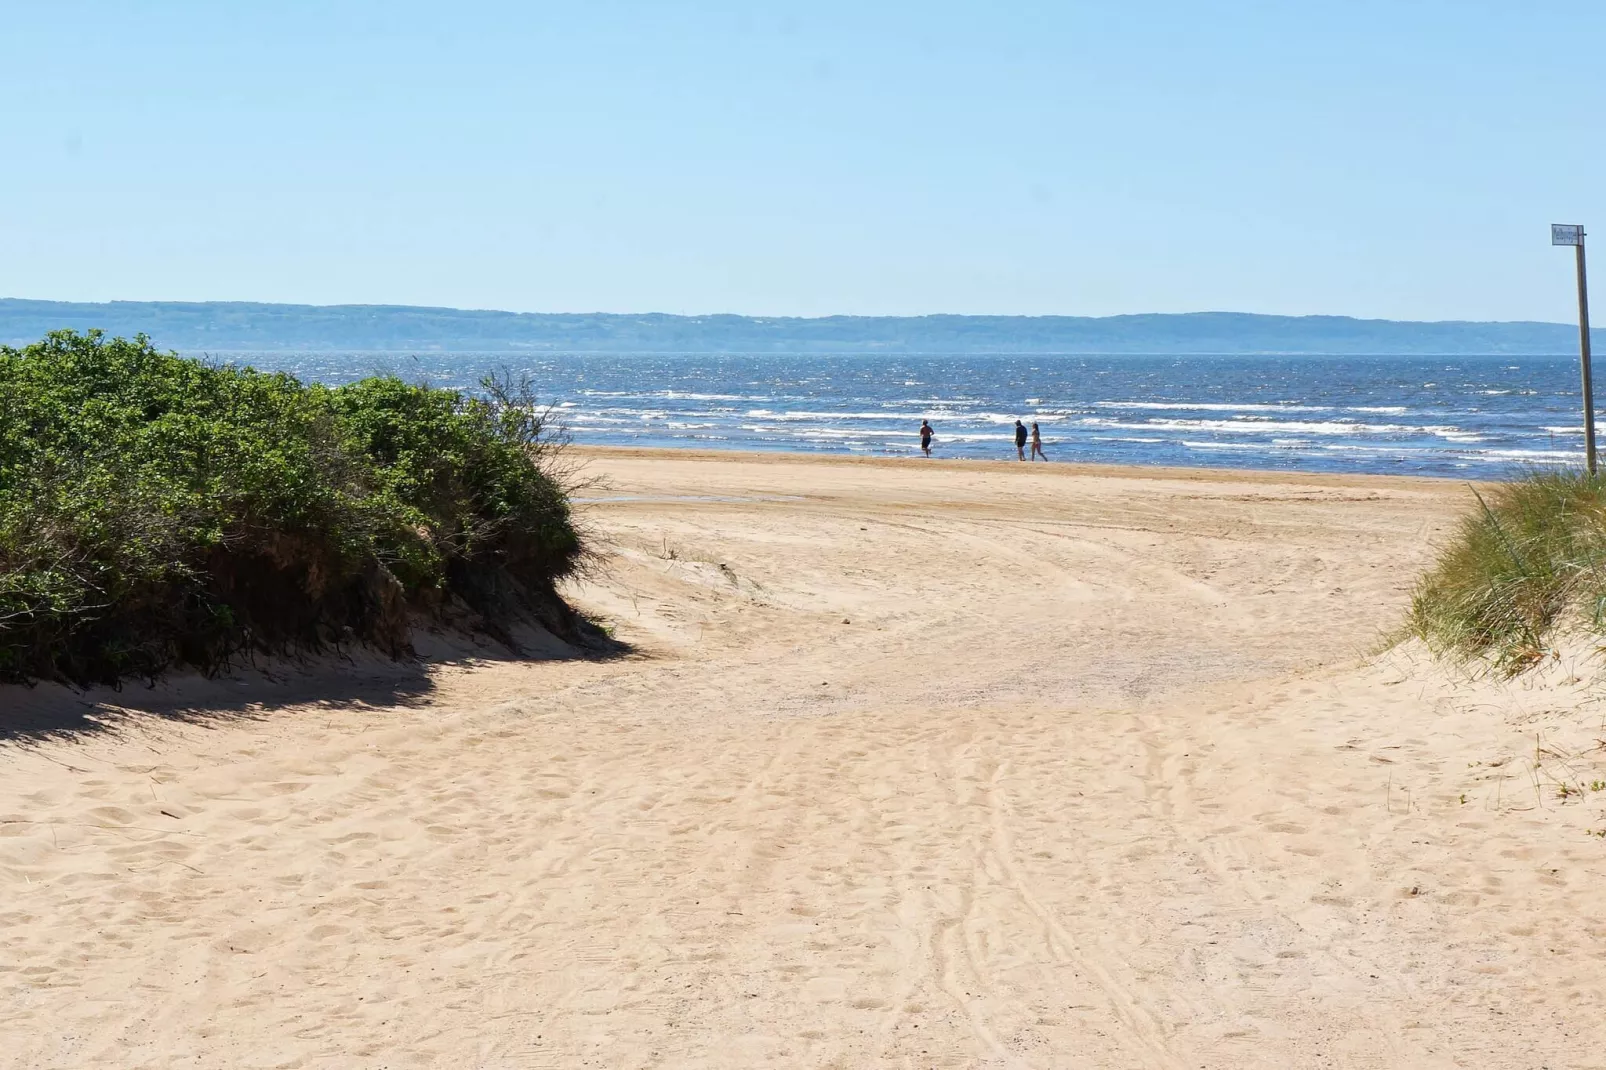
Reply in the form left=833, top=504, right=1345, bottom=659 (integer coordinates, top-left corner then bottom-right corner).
left=0, top=299, right=1590, bottom=355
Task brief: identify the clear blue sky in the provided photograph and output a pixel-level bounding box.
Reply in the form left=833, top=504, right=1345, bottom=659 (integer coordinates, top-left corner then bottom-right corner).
left=4, top=1, right=1603, bottom=321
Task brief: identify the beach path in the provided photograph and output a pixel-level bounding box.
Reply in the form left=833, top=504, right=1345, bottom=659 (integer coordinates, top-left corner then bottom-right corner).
left=4, top=450, right=1604, bottom=1068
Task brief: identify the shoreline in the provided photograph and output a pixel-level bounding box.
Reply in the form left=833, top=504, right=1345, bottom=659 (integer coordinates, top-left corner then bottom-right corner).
left=572, top=443, right=1485, bottom=489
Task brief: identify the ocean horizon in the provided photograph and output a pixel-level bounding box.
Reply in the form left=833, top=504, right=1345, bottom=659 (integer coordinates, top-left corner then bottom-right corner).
left=233, top=350, right=1592, bottom=479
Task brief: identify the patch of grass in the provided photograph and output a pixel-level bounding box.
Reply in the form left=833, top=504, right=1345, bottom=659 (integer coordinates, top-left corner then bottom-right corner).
left=1407, top=468, right=1606, bottom=674
left=0, top=330, right=589, bottom=685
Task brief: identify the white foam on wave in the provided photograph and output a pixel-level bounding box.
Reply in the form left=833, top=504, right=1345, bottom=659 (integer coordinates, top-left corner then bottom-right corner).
left=756, top=409, right=1038, bottom=426
left=739, top=424, right=1006, bottom=444
left=572, top=407, right=672, bottom=420
left=1305, top=444, right=1581, bottom=464
left=653, top=390, right=768, bottom=401
left=1094, top=401, right=1336, bottom=414
left=1080, top=416, right=1469, bottom=438
left=938, top=432, right=1043, bottom=444
left=1313, top=443, right=1446, bottom=454
left=565, top=414, right=639, bottom=425
left=796, top=428, right=910, bottom=439
left=1094, top=400, right=1414, bottom=418
left=749, top=410, right=934, bottom=422
left=1472, top=448, right=1584, bottom=462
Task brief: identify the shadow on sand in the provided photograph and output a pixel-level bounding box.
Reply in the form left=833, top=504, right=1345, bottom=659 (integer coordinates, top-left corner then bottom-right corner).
left=0, top=622, right=632, bottom=746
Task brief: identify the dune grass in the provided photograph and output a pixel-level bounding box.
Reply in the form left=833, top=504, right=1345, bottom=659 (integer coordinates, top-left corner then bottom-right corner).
left=0, top=330, right=589, bottom=686
left=1407, top=468, right=1606, bottom=674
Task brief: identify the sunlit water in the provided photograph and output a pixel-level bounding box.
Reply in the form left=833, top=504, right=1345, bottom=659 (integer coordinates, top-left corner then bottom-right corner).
left=226, top=352, right=1595, bottom=478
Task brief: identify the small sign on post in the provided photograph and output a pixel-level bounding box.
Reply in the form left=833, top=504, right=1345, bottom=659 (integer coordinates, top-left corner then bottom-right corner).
left=1553, top=223, right=1596, bottom=474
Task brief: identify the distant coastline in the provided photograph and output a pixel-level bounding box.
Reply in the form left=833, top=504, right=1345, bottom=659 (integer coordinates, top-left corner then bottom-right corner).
left=0, top=299, right=1593, bottom=355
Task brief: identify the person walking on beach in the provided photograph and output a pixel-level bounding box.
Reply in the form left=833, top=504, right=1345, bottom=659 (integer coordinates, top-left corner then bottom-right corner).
left=919, top=419, right=934, bottom=457
left=1014, top=419, right=1028, bottom=461
left=1030, top=421, right=1047, bottom=461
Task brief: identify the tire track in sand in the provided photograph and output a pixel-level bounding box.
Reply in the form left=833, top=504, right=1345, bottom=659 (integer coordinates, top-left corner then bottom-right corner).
left=981, top=756, right=1189, bottom=1070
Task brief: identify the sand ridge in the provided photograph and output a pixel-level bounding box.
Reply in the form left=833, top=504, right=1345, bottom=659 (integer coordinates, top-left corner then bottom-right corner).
left=3, top=450, right=1605, bottom=1068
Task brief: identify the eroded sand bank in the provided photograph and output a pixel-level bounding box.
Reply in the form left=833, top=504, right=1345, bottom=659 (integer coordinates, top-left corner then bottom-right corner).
left=4, top=450, right=1606, bottom=1068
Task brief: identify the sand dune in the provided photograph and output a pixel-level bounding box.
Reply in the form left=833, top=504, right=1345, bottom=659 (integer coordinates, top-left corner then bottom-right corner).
left=4, top=450, right=1606, bottom=1068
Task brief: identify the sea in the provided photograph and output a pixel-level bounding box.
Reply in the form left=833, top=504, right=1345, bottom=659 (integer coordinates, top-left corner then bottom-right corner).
left=231, top=352, right=1595, bottom=479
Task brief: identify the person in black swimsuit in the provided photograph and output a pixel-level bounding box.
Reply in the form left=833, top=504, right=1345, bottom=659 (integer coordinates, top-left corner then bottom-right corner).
left=919, top=419, right=934, bottom=457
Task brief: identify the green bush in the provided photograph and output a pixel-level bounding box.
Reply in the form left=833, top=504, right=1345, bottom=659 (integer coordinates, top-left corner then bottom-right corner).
left=0, top=330, right=586, bottom=685
left=1407, top=468, right=1606, bottom=674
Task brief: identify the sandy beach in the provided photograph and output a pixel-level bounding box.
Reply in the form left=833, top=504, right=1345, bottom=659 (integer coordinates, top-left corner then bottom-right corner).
left=5, top=448, right=1606, bottom=1068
